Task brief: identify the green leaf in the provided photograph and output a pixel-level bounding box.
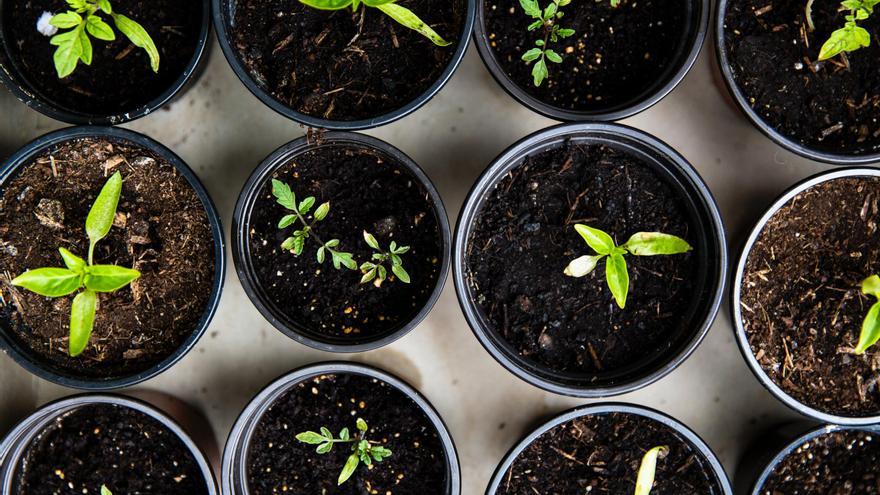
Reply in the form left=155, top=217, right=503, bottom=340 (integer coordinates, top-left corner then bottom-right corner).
left=292, top=236, right=305, bottom=256
left=299, top=0, right=355, bottom=10
left=545, top=49, right=562, bottom=63
left=11, top=268, right=81, bottom=297
left=325, top=239, right=340, bottom=248
left=78, top=26, right=93, bottom=65
left=101, top=485, right=112, bottom=495
left=278, top=214, right=298, bottom=229
left=519, top=0, right=542, bottom=18
left=317, top=246, right=326, bottom=264
left=863, top=275, right=880, bottom=298
left=281, top=237, right=297, bottom=251
left=84, top=265, right=140, bottom=292
left=528, top=19, right=544, bottom=31
left=97, top=0, right=112, bottom=13
left=563, top=254, right=604, bottom=278
left=51, top=26, right=85, bottom=78
left=542, top=2, right=557, bottom=19
left=69, top=289, right=97, bottom=357
left=86, top=171, right=123, bottom=262
left=371, top=446, right=392, bottom=461
left=623, top=232, right=692, bottom=256
left=59, top=248, right=86, bottom=273
left=375, top=3, right=451, bottom=47
left=340, top=428, right=350, bottom=441
left=362, top=0, right=396, bottom=6
left=50, top=12, right=83, bottom=29
left=316, top=442, right=333, bottom=454
left=111, top=13, right=160, bottom=72
left=819, top=24, right=871, bottom=60
left=320, top=426, right=332, bottom=438
left=361, top=268, right=377, bottom=284
left=86, top=15, right=116, bottom=41
left=856, top=301, right=880, bottom=354
left=296, top=431, right=326, bottom=444
left=332, top=252, right=357, bottom=270
left=531, top=57, right=548, bottom=86
left=356, top=418, right=368, bottom=432
left=376, top=265, right=387, bottom=281
left=361, top=451, right=373, bottom=465
left=605, top=253, right=629, bottom=309
left=635, top=446, right=668, bottom=495
left=522, top=47, right=543, bottom=62
left=363, top=231, right=380, bottom=250
left=66, top=0, right=88, bottom=10
left=271, top=180, right=296, bottom=210
left=558, top=28, right=576, bottom=37
left=298, top=197, right=316, bottom=215
left=391, top=264, right=410, bottom=283
left=392, top=245, right=410, bottom=254
left=314, top=202, right=330, bottom=221
left=338, top=453, right=359, bottom=485
left=573, top=224, right=616, bottom=255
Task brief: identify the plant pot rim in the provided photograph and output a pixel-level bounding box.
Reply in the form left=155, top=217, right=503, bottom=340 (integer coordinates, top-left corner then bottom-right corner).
left=731, top=166, right=880, bottom=425
left=221, top=360, right=461, bottom=495
left=0, top=0, right=211, bottom=125
left=747, top=423, right=880, bottom=495
left=0, top=393, right=218, bottom=494
left=211, top=0, right=475, bottom=131
left=715, top=0, right=880, bottom=165
left=485, top=402, right=733, bottom=494
left=453, top=121, right=727, bottom=397
left=0, top=125, right=226, bottom=390
left=472, top=0, right=709, bottom=122
left=231, top=131, right=450, bottom=352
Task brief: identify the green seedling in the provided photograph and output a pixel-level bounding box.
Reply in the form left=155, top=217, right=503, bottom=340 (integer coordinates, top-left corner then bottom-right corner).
left=856, top=274, right=880, bottom=354
left=810, top=0, right=880, bottom=61
left=296, top=418, right=393, bottom=485
left=47, top=0, right=160, bottom=78
left=101, top=485, right=112, bottom=495
left=519, top=0, right=576, bottom=86
left=359, top=231, right=411, bottom=287
left=563, top=224, right=692, bottom=309
left=634, top=446, right=668, bottom=495
left=297, top=0, right=450, bottom=46
left=11, top=172, right=140, bottom=357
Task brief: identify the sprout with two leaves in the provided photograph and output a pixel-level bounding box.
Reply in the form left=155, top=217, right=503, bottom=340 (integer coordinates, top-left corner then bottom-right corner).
left=296, top=418, right=393, bottom=485
left=11, top=172, right=140, bottom=357
left=563, top=224, right=692, bottom=309
left=360, top=231, right=411, bottom=287
left=297, top=0, right=451, bottom=46
left=634, top=445, right=669, bottom=495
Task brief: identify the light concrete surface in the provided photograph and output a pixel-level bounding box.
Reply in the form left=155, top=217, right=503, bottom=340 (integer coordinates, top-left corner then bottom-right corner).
left=0, top=36, right=839, bottom=492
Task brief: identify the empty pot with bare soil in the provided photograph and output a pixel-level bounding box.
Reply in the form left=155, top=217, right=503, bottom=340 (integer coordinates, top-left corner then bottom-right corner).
left=454, top=123, right=726, bottom=397
left=0, top=0, right=210, bottom=124
left=733, top=168, right=880, bottom=424
left=0, top=126, right=225, bottom=389
left=717, top=0, right=880, bottom=164
left=486, top=403, right=732, bottom=494
left=213, top=0, right=474, bottom=129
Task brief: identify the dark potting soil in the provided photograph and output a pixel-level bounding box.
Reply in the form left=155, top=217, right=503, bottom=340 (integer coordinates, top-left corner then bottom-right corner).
left=724, top=0, right=880, bottom=155
left=0, top=138, right=215, bottom=378
left=740, top=177, right=880, bottom=417
left=231, top=0, right=466, bottom=122
left=761, top=429, right=880, bottom=493
left=2, top=0, right=202, bottom=117
left=246, top=373, right=448, bottom=493
left=466, top=141, right=698, bottom=377
left=247, top=142, right=443, bottom=342
left=13, top=403, right=209, bottom=495
left=499, top=412, right=721, bottom=494
left=484, top=0, right=688, bottom=112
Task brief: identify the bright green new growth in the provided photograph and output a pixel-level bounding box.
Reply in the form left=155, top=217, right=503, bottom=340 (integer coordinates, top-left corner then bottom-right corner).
left=360, top=231, right=411, bottom=286
left=519, top=0, right=575, bottom=86
left=272, top=179, right=356, bottom=270
left=856, top=275, right=880, bottom=354
left=49, top=0, right=160, bottom=78
left=297, top=0, right=451, bottom=46
left=563, top=224, right=692, bottom=309
left=814, top=0, right=879, bottom=60
left=101, top=485, right=112, bottom=495
left=634, top=445, right=668, bottom=495
left=10, top=172, right=140, bottom=357
left=295, top=418, right=393, bottom=486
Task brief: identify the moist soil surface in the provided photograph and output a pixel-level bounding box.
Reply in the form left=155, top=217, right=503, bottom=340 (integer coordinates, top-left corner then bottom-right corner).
left=724, top=0, right=880, bottom=155
left=484, top=0, right=688, bottom=113
left=0, top=137, right=215, bottom=379
left=499, top=412, right=721, bottom=494
left=247, top=142, right=443, bottom=343
left=2, top=0, right=203, bottom=117
left=246, top=372, right=448, bottom=494
left=466, top=141, right=698, bottom=378
left=231, top=0, right=466, bottom=122
left=13, top=403, right=209, bottom=495
left=740, top=177, right=880, bottom=417
left=762, top=429, right=880, bottom=493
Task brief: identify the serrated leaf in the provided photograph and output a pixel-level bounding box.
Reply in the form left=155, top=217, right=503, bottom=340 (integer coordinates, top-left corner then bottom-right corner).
left=11, top=268, right=81, bottom=297
left=531, top=57, right=548, bottom=86
left=52, top=25, right=85, bottom=78
left=522, top=47, right=543, bottom=62
left=84, top=265, right=140, bottom=292
left=271, top=180, right=296, bottom=210
left=623, top=232, right=692, bottom=256
left=375, top=3, right=451, bottom=46
left=605, top=253, right=629, bottom=309
left=112, top=13, right=160, bottom=72
left=519, top=0, right=542, bottom=17
left=69, top=289, right=96, bottom=357
left=333, top=252, right=357, bottom=270
left=818, top=23, right=870, bottom=60
left=543, top=2, right=557, bottom=19
left=391, top=264, right=410, bottom=283
left=635, top=446, right=669, bottom=495
left=314, top=202, right=330, bottom=221
left=338, top=453, right=359, bottom=485
left=528, top=19, right=544, bottom=31
left=363, top=231, right=380, bottom=250
left=295, top=431, right=326, bottom=444
left=298, top=197, right=316, bottom=215
left=278, top=214, right=297, bottom=229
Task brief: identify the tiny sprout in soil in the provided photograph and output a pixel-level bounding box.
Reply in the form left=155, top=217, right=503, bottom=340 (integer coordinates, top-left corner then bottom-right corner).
left=634, top=445, right=668, bottom=495
left=856, top=274, right=880, bottom=354
left=297, top=0, right=451, bottom=46
left=101, top=485, right=112, bottom=495
left=518, top=0, right=576, bottom=86
left=272, top=179, right=356, bottom=270
left=295, top=417, right=393, bottom=486
left=809, top=0, right=879, bottom=61
left=44, top=0, right=160, bottom=78
left=10, top=171, right=140, bottom=357
left=563, top=224, right=691, bottom=309
left=360, top=231, right=411, bottom=287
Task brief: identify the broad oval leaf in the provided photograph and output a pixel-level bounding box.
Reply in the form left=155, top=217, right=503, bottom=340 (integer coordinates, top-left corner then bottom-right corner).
left=86, top=172, right=123, bottom=248
left=299, top=0, right=355, bottom=10
left=84, top=265, right=140, bottom=292
left=521, top=47, right=543, bottom=62
left=338, top=453, right=360, bottom=485
left=375, top=3, right=451, bottom=46
left=111, top=13, right=160, bottom=72
left=11, top=268, right=81, bottom=297
left=97, top=0, right=112, bottom=13
left=69, top=289, right=97, bottom=357
left=391, top=263, right=410, bottom=283
left=623, top=232, right=692, bottom=256
left=573, top=224, right=616, bottom=255
left=856, top=301, right=880, bottom=354
left=59, top=248, right=86, bottom=272
left=363, top=231, right=380, bottom=250
left=356, top=418, right=368, bottom=432
left=605, top=253, right=629, bottom=309
left=295, top=431, right=326, bottom=444
left=78, top=26, right=93, bottom=64
left=339, top=427, right=350, bottom=441
left=314, top=202, right=330, bottom=221
left=635, top=446, right=668, bottom=495
left=278, top=214, right=298, bottom=229
left=531, top=56, right=548, bottom=86
left=862, top=275, right=880, bottom=298
left=563, top=254, right=603, bottom=278
left=86, top=15, right=116, bottom=41
left=50, top=11, right=83, bottom=28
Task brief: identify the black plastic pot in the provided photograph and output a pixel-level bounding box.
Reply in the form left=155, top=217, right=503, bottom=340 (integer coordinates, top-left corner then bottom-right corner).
left=0, top=126, right=226, bottom=390
left=731, top=167, right=880, bottom=425
left=232, top=131, right=450, bottom=352
left=0, top=0, right=211, bottom=125
left=221, top=361, right=461, bottom=494
left=485, top=402, right=733, bottom=494
left=715, top=0, right=880, bottom=165
left=473, top=0, right=709, bottom=121
left=453, top=122, right=727, bottom=397
left=0, top=393, right=219, bottom=493
left=212, top=0, right=475, bottom=131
